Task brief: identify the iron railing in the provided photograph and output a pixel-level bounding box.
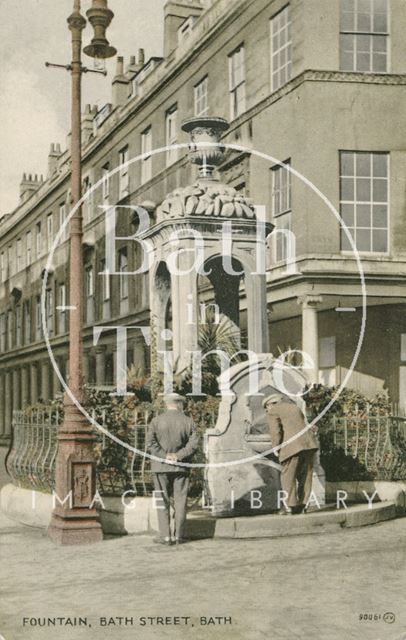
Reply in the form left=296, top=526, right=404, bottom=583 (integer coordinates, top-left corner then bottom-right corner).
left=327, top=415, right=406, bottom=480
left=6, top=407, right=154, bottom=496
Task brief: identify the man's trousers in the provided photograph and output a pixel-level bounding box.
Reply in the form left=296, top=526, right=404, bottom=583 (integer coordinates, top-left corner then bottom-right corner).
left=281, top=449, right=316, bottom=509
left=153, top=472, right=190, bottom=539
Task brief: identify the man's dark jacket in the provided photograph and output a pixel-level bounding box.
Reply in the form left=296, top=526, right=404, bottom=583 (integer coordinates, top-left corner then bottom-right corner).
left=146, top=409, right=199, bottom=474
left=266, top=401, right=318, bottom=463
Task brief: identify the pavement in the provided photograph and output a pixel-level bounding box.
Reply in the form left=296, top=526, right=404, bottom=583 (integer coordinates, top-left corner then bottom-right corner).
left=1, top=507, right=406, bottom=640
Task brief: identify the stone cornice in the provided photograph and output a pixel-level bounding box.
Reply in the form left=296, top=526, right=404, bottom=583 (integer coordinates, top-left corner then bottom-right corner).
left=140, top=215, right=273, bottom=245
left=225, top=70, right=406, bottom=137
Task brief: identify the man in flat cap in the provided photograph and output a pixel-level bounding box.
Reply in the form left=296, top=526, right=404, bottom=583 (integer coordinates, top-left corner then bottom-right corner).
left=263, top=393, right=318, bottom=515
left=147, top=393, right=199, bottom=545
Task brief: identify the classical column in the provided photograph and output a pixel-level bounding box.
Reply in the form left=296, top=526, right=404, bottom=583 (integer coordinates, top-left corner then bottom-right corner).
left=171, top=250, right=200, bottom=371
left=95, top=347, right=106, bottom=386
left=40, top=360, right=50, bottom=402
left=0, top=374, right=5, bottom=439
left=245, top=270, right=269, bottom=354
left=12, top=368, right=21, bottom=413
left=298, top=295, right=322, bottom=385
left=30, top=363, right=39, bottom=405
left=4, top=370, right=12, bottom=437
left=21, top=366, right=30, bottom=409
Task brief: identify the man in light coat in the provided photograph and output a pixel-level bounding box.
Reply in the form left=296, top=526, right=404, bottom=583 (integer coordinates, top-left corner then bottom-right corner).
left=264, top=393, right=318, bottom=515
left=146, top=393, right=199, bottom=545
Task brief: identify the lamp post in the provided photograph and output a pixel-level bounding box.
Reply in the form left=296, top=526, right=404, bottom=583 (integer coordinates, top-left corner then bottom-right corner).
left=47, top=0, right=116, bottom=545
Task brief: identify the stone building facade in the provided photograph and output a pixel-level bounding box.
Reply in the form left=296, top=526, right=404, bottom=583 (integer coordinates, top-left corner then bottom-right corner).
left=1, top=0, right=406, bottom=444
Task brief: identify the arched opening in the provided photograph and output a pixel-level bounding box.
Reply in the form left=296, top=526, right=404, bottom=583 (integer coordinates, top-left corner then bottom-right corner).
left=198, top=255, right=247, bottom=352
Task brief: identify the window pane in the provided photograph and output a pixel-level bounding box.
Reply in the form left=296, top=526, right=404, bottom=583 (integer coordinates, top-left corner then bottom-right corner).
left=341, top=227, right=355, bottom=251
left=358, top=0, right=371, bottom=14
left=280, top=66, right=287, bottom=87
left=357, top=51, right=371, bottom=71
left=342, top=0, right=355, bottom=12
left=357, top=34, right=372, bottom=52
left=341, top=178, right=355, bottom=200
left=356, top=153, right=371, bottom=176
left=356, top=178, right=371, bottom=201
left=372, top=204, right=387, bottom=227
left=373, top=153, right=388, bottom=177
left=373, top=179, right=387, bottom=202
left=373, top=0, right=387, bottom=13
left=341, top=34, right=354, bottom=53
left=341, top=203, right=355, bottom=226
left=357, top=228, right=371, bottom=251
left=372, top=229, right=387, bottom=252
left=341, top=11, right=355, bottom=31
left=373, top=35, right=387, bottom=52
left=357, top=12, right=372, bottom=32
left=340, top=51, right=354, bottom=71
left=373, top=13, right=387, bottom=32
left=372, top=52, right=387, bottom=71
left=341, top=152, right=354, bottom=176
left=357, top=204, right=371, bottom=227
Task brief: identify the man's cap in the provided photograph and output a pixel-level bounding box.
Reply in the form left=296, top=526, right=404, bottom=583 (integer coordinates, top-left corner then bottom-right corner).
left=164, top=393, right=185, bottom=404
left=262, top=393, right=283, bottom=408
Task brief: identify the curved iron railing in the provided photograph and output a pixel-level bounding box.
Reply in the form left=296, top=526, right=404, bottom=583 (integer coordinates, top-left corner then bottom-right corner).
left=328, top=415, right=406, bottom=480
left=7, top=408, right=154, bottom=496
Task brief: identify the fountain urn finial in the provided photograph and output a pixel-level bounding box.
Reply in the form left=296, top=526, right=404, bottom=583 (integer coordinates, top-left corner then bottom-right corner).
left=182, top=116, right=230, bottom=179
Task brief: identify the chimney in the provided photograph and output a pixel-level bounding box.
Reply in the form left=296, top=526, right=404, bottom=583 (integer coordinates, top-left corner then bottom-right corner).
left=112, top=56, right=130, bottom=107
left=48, top=143, right=62, bottom=177
left=138, top=48, right=145, bottom=67
left=126, top=49, right=145, bottom=75
left=20, top=173, right=43, bottom=204
left=126, top=55, right=137, bottom=75
left=82, top=104, right=98, bottom=145
left=164, top=0, right=204, bottom=58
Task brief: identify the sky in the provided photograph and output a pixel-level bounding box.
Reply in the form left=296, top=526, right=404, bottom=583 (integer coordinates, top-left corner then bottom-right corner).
left=0, top=0, right=166, bottom=216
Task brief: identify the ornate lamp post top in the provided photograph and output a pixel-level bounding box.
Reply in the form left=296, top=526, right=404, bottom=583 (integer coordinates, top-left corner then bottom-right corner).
left=83, top=0, right=117, bottom=60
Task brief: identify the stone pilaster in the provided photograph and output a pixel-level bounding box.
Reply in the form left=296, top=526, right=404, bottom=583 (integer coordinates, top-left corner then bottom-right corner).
left=4, top=370, right=12, bottom=437
left=40, top=361, right=50, bottom=402
left=12, top=368, right=21, bottom=413
left=30, top=363, right=39, bottom=405
left=95, top=347, right=105, bottom=386
left=21, top=366, right=30, bottom=409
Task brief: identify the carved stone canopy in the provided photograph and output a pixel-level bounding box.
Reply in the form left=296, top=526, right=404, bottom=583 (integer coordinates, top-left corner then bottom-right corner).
left=156, top=180, right=256, bottom=222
